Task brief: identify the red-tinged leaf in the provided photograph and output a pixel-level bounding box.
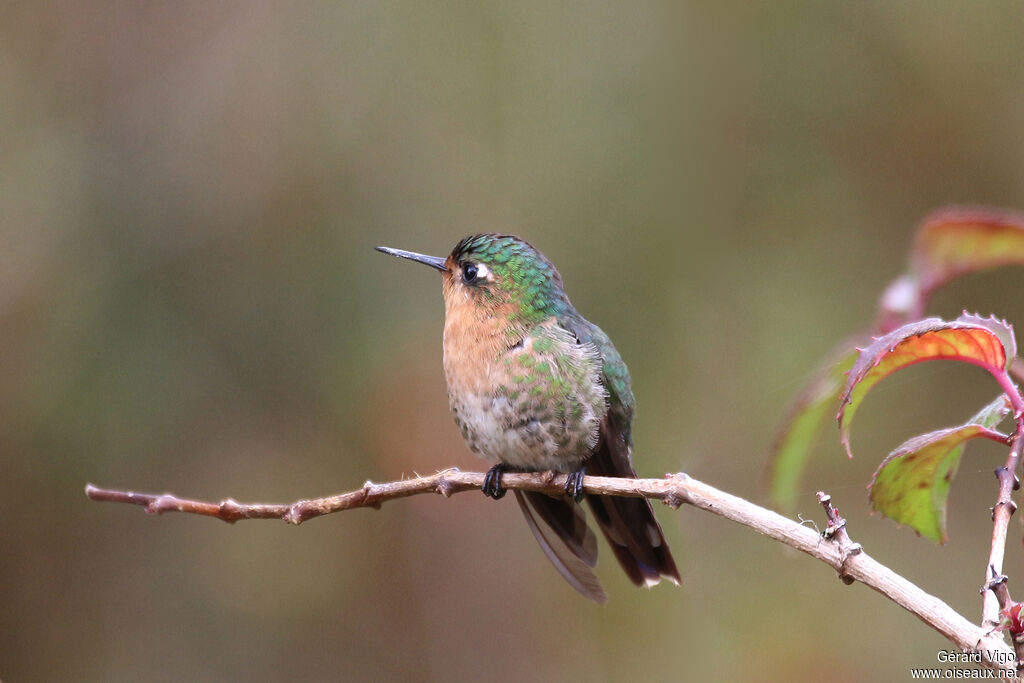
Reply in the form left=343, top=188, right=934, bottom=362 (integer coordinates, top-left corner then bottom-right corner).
left=913, top=206, right=1024, bottom=297
left=768, top=344, right=860, bottom=510
left=959, top=312, right=1018, bottom=362
left=838, top=313, right=1016, bottom=457
left=868, top=395, right=1011, bottom=543
left=999, top=602, right=1024, bottom=636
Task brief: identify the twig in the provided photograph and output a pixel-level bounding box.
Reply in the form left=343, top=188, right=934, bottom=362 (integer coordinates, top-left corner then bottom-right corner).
left=984, top=567, right=1024, bottom=673
left=815, top=492, right=863, bottom=585
left=983, top=375, right=1024, bottom=630
left=87, top=470, right=1015, bottom=671
left=985, top=439, right=1023, bottom=629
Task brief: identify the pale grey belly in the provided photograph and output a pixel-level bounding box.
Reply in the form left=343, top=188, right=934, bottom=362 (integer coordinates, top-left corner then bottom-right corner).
left=449, top=391, right=600, bottom=472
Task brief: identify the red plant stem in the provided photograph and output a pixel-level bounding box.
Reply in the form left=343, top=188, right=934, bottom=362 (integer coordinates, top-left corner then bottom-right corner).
left=996, top=371, right=1024, bottom=417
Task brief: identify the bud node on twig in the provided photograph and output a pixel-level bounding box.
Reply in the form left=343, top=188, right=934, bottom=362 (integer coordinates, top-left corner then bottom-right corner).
left=435, top=476, right=456, bottom=498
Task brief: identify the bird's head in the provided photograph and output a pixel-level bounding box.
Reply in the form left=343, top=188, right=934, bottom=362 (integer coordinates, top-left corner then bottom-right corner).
left=376, top=234, right=569, bottom=331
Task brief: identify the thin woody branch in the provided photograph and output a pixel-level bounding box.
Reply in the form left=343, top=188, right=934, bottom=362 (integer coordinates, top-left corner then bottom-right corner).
left=984, top=568, right=1024, bottom=673
left=87, top=470, right=1015, bottom=672
left=984, top=436, right=1022, bottom=629
left=982, top=376, right=1024, bottom=630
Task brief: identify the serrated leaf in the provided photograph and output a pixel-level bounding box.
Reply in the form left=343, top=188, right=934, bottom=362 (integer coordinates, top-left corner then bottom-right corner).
left=913, top=206, right=1024, bottom=296
left=768, top=345, right=859, bottom=510
left=958, top=311, right=1018, bottom=362
left=838, top=314, right=1016, bottom=457
left=868, top=395, right=1011, bottom=543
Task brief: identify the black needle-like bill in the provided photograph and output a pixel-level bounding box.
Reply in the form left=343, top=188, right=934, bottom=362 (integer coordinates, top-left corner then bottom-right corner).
left=375, top=246, right=448, bottom=272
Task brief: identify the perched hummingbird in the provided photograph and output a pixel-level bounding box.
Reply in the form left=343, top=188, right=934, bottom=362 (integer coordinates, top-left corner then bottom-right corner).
left=376, top=234, right=680, bottom=602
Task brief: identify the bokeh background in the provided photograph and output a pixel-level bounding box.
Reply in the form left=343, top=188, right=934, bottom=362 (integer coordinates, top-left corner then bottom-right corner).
left=4, top=2, right=1024, bottom=681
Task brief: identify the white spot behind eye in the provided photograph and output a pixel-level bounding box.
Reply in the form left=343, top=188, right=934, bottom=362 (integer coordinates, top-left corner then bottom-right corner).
left=475, top=263, right=491, bottom=280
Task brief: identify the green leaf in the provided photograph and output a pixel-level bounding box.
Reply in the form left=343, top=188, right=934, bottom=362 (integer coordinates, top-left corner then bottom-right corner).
left=838, top=313, right=1016, bottom=458
left=768, top=345, right=859, bottom=510
left=868, top=395, right=1011, bottom=543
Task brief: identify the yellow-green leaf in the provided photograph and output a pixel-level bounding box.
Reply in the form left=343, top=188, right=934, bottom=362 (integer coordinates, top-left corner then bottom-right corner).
left=868, top=395, right=1011, bottom=543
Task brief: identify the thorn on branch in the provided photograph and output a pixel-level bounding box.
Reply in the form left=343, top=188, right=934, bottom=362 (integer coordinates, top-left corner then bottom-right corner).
left=995, top=466, right=1021, bottom=494
left=983, top=566, right=1010, bottom=603
left=990, top=500, right=1017, bottom=523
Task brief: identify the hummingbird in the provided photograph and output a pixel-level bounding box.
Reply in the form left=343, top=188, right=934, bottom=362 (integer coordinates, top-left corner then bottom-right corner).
left=376, top=234, right=680, bottom=602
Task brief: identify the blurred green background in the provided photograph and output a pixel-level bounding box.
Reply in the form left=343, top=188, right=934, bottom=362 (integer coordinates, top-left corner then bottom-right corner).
left=4, top=2, right=1024, bottom=681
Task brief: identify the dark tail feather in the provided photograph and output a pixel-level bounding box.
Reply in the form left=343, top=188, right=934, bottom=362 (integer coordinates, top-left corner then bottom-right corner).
left=518, top=489, right=597, bottom=566
left=514, top=491, right=607, bottom=604
left=585, top=432, right=681, bottom=587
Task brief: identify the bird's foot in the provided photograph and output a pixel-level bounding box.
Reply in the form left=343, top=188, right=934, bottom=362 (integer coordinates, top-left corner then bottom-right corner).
left=482, top=463, right=509, bottom=499
left=564, top=464, right=587, bottom=503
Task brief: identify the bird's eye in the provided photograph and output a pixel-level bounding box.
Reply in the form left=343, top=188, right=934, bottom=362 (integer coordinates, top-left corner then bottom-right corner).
left=461, top=262, right=479, bottom=284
